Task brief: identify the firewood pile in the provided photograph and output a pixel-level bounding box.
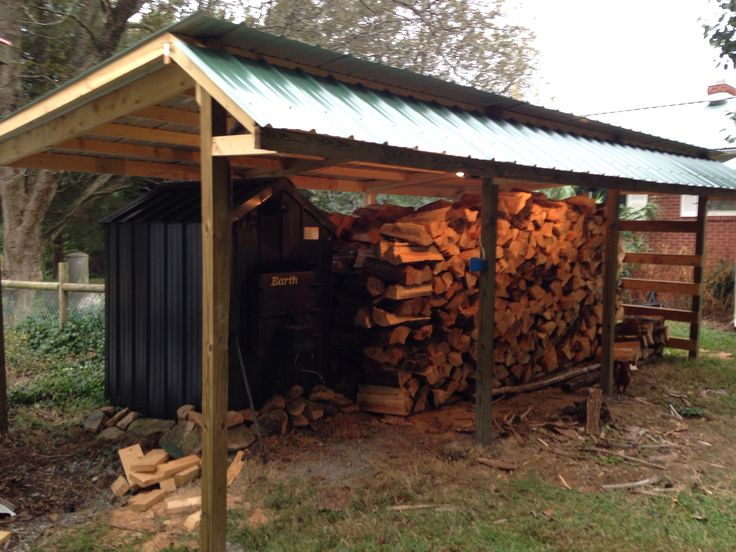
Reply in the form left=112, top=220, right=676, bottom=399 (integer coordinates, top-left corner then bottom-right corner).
left=614, top=316, right=667, bottom=363
left=330, top=191, right=609, bottom=416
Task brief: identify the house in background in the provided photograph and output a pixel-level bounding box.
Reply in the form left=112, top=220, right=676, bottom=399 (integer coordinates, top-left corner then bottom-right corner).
left=596, top=84, right=736, bottom=268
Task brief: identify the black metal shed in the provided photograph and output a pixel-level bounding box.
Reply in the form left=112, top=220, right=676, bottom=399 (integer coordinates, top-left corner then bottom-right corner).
left=103, top=178, right=335, bottom=418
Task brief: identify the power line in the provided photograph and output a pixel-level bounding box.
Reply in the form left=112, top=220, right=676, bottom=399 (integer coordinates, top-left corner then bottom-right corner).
left=583, top=96, right=736, bottom=117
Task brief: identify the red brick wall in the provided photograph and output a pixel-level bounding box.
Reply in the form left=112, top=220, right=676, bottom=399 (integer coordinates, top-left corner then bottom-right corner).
left=647, top=194, right=736, bottom=266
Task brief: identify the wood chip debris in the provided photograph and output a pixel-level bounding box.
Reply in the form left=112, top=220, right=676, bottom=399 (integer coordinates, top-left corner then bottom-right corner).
left=601, top=475, right=663, bottom=491
left=477, top=457, right=517, bottom=471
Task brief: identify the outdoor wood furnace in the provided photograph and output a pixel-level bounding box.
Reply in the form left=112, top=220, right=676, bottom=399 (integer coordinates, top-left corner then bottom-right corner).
left=103, top=178, right=335, bottom=418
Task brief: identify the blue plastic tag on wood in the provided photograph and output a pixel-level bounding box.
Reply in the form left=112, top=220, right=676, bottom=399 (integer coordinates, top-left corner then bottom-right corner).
left=469, top=257, right=487, bottom=272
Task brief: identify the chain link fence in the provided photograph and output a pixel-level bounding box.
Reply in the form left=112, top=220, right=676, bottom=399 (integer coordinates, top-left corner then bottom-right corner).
left=2, top=285, right=104, bottom=328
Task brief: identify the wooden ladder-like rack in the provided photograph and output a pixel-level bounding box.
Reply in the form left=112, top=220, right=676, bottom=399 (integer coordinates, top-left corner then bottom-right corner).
left=619, top=200, right=707, bottom=359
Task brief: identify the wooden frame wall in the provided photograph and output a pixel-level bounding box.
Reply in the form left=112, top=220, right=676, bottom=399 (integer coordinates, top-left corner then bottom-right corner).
left=619, top=196, right=709, bottom=356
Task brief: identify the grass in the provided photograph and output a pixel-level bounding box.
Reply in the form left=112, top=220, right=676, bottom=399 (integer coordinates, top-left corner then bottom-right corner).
left=651, top=321, right=736, bottom=416
left=227, top=470, right=736, bottom=552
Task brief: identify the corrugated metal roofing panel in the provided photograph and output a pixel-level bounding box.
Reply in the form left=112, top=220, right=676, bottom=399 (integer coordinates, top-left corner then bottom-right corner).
left=178, top=40, right=736, bottom=191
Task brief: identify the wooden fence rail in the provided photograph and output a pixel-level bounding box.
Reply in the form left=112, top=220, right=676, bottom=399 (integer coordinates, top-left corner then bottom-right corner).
left=1, top=262, right=104, bottom=328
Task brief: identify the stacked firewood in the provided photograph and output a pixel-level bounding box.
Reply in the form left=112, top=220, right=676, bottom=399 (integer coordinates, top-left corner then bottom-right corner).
left=614, top=316, right=667, bottom=363
left=330, top=191, right=607, bottom=416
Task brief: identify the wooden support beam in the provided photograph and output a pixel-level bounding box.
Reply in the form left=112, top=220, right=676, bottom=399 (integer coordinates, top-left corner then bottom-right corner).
left=132, top=105, right=200, bottom=127
left=600, top=189, right=619, bottom=395
left=54, top=137, right=198, bottom=162
left=476, top=177, right=498, bottom=446
left=11, top=152, right=199, bottom=180
left=211, top=134, right=275, bottom=156
left=245, top=158, right=337, bottom=179
left=258, top=128, right=736, bottom=200
left=0, top=64, right=192, bottom=165
left=619, top=220, right=699, bottom=233
left=621, top=278, right=700, bottom=296
left=622, top=252, right=701, bottom=267
left=312, top=165, right=407, bottom=182
left=0, top=275, right=6, bottom=435
left=623, top=304, right=698, bottom=323
left=667, top=337, right=698, bottom=352
left=91, top=122, right=199, bottom=147
left=689, top=197, right=708, bottom=359
left=198, top=87, right=231, bottom=552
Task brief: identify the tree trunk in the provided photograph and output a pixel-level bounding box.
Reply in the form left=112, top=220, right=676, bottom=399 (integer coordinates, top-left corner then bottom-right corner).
left=0, top=169, right=58, bottom=280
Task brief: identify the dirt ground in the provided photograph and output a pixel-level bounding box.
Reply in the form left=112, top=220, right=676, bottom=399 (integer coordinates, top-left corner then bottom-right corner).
left=2, top=356, right=736, bottom=551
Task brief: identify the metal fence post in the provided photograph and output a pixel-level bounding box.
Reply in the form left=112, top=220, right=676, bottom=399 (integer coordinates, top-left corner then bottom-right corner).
left=58, top=262, right=69, bottom=328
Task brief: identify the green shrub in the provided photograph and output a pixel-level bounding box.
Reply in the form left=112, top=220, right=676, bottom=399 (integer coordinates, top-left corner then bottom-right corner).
left=7, top=311, right=105, bottom=409
left=703, top=261, right=734, bottom=322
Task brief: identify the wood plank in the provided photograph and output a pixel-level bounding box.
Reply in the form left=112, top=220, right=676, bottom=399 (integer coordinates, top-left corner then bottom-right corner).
left=211, top=134, right=274, bottom=156
left=128, top=488, right=167, bottom=512
left=623, top=252, right=701, bottom=267
left=185, top=511, right=202, bottom=531
left=621, top=278, right=700, bottom=296
left=0, top=36, right=170, bottom=139
left=476, top=177, right=498, bottom=445
left=600, top=189, right=619, bottom=395
left=110, top=475, right=130, bottom=497
left=619, top=220, right=699, bottom=233
left=623, top=304, right=697, bottom=323
left=160, top=478, right=177, bottom=493
left=690, top=197, right=708, bottom=359
left=11, top=152, right=200, bottom=180
left=311, top=165, right=407, bottom=182
left=167, top=496, right=202, bottom=515
left=132, top=105, right=199, bottom=127
left=0, top=531, right=10, bottom=546
left=226, top=450, right=245, bottom=487
left=199, top=86, right=232, bottom=552
left=170, top=38, right=258, bottom=134
left=159, top=455, right=201, bottom=478
left=174, top=465, right=201, bottom=487
left=0, top=64, right=192, bottom=165
left=118, top=444, right=145, bottom=486
left=131, top=449, right=169, bottom=473
left=55, top=137, right=198, bottom=162
left=92, top=122, right=199, bottom=147
left=667, top=337, right=698, bottom=352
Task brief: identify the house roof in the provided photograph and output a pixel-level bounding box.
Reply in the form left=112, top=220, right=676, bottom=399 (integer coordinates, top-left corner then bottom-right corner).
left=593, top=98, right=736, bottom=156
left=1, top=13, right=736, bottom=198
left=102, top=177, right=336, bottom=231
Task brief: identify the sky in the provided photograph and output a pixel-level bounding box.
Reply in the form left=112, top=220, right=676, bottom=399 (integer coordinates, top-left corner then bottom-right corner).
left=509, top=0, right=732, bottom=115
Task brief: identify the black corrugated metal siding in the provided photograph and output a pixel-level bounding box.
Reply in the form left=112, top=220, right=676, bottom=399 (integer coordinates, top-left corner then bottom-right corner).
left=104, top=178, right=334, bottom=418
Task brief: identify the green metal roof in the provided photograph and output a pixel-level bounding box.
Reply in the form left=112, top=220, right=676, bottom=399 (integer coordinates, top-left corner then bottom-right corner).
left=176, top=39, right=736, bottom=192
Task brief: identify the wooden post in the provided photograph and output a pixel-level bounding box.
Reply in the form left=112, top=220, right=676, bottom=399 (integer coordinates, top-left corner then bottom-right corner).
left=58, top=261, right=69, bottom=328
left=198, top=85, right=232, bottom=552
left=475, top=176, right=498, bottom=446
left=0, top=273, right=6, bottom=435
left=600, top=189, right=620, bottom=395
left=689, top=196, right=708, bottom=359
left=364, top=192, right=376, bottom=206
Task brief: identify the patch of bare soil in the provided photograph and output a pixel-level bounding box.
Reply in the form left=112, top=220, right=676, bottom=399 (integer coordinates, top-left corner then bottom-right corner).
left=0, top=421, right=163, bottom=550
